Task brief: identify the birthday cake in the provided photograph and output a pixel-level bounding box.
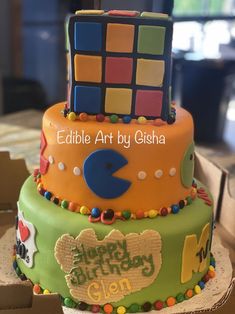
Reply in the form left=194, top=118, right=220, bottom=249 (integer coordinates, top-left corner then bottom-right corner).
left=14, top=10, right=215, bottom=313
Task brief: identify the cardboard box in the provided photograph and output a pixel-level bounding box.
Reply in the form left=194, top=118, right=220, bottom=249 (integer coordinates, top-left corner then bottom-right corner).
left=0, top=151, right=234, bottom=313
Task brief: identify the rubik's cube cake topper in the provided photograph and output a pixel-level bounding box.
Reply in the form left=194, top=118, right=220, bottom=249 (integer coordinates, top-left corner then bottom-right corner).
left=67, top=10, right=173, bottom=122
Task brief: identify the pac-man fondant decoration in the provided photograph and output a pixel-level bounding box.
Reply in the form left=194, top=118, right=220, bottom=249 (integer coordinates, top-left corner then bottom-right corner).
left=83, top=149, right=131, bottom=199
left=181, top=142, right=195, bottom=188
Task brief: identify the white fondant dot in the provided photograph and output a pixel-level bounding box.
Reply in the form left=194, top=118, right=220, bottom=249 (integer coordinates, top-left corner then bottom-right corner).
left=58, top=162, right=65, bottom=171
left=73, top=167, right=81, bottom=176
left=169, top=167, right=176, bottom=176
left=48, top=155, right=54, bottom=164
left=155, top=169, right=163, bottom=179
left=138, top=171, right=147, bottom=180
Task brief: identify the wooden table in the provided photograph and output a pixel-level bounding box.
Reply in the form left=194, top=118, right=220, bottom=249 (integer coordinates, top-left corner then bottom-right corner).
left=0, top=109, right=234, bottom=313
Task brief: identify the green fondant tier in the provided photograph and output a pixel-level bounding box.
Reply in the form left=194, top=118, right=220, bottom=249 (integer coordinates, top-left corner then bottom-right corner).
left=17, top=176, right=213, bottom=308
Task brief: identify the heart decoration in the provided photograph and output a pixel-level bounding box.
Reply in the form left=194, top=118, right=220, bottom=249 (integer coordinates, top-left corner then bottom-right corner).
left=18, top=220, right=30, bottom=242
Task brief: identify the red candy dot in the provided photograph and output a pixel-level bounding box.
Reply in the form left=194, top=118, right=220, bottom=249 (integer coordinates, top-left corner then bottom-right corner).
left=96, top=114, right=105, bottom=122
left=91, top=305, right=100, bottom=313
left=160, top=207, right=168, bottom=216
left=154, top=300, right=164, bottom=310
left=33, top=284, right=41, bottom=294
left=136, top=210, right=145, bottom=219
left=203, top=274, right=210, bottom=283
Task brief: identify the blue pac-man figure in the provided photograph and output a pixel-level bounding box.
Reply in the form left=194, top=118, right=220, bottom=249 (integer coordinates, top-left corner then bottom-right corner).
left=83, top=149, right=131, bottom=199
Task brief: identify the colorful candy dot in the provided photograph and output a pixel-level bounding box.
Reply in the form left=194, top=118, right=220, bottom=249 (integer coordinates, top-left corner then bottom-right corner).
left=68, top=202, right=77, bottom=211
left=13, top=260, right=17, bottom=270
left=176, top=293, right=185, bottom=303
left=96, top=114, right=105, bottom=122
left=136, top=209, right=145, bottom=219
left=148, top=209, right=158, bottom=218
left=122, top=210, right=131, bottom=220
left=103, top=303, right=113, bottom=313
left=109, top=114, right=119, bottom=123
left=142, top=302, right=152, bottom=312
left=129, top=303, right=140, bottom=313
left=15, top=267, right=21, bottom=276
left=179, top=200, right=185, bottom=209
left=77, top=301, right=88, bottom=311
left=194, top=285, right=201, bottom=294
left=209, top=265, right=215, bottom=272
left=154, top=300, right=164, bottom=310
left=122, top=116, right=132, bottom=124
left=185, top=289, right=193, bottom=299
left=20, top=274, right=27, bottom=281
left=171, top=204, right=180, bottom=214
left=79, top=112, right=88, bottom=121
left=160, top=207, right=168, bottom=216
left=61, top=200, right=69, bottom=209
left=64, top=297, right=76, bottom=308
left=91, top=305, right=100, bottom=313
left=44, top=191, right=52, bottom=200
left=53, top=197, right=60, bottom=205
left=208, top=270, right=215, bottom=278
left=202, top=274, right=210, bottom=283
left=39, top=188, right=46, bottom=196
left=103, top=209, right=114, bottom=220
left=138, top=116, right=147, bottom=124
left=117, top=306, right=126, bottom=314
left=43, top=289, right=50, bottom=295
left=33, top=284, right=41, bottom=294
left=166, top=297, right=176, bottom=307
left=198, top=281, right=205, bottom=290
left=186, top=196, right=192, bottom=205
left=91, top=207, right=101, bottom=218
left=80, top=205, right=90, bottom=215
left=68, top=112, right=76, bottom=121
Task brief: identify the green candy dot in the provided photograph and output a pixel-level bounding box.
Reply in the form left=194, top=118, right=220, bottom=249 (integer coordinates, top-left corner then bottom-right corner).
left=186, top=196, right=192, bottom=205
left=110, top=114, right=119, bottom=123
left=176, top=293, right=185, bottom=303
left=122, top=210, right=131, bottom=220
left=61, top=200, right=68, bottom=209
left=15, top=267, right=21, bottom=276
left=129, top=303, right=140, bottom=313
left=64, top=297, right=76, bottom=308
left=181, top=142, right=195, bottom=188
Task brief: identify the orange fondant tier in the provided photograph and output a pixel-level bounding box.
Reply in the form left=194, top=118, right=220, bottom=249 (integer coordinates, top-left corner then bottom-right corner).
left=41, top=103, right=194, bottom=213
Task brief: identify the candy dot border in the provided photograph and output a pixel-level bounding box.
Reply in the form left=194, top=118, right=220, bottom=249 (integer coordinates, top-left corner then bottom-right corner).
left=33, top=171, right=209, bottom=225
left=13, top=252, right=216, bottom=313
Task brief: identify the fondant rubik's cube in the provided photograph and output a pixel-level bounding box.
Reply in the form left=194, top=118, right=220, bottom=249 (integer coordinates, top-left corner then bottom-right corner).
left=67, top=10, right=173, bottom=121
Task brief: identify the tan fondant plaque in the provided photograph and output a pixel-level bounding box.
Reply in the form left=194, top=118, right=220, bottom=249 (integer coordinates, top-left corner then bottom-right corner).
left=55, top=229, right=162, bottom=304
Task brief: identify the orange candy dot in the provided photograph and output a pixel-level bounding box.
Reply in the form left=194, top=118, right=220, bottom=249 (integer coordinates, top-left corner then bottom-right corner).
left=68, top=202, right=77, bottom=212
left=135, top=210, right=145, bottom=219
left=103, top=303, right=113, bottom=314
left=79, top=112, right=88, bottom=121
left=33, top=284, right=41, bottom=294
left=208, top=270, right=216, bottom=278
left=185, top=289, right=193, bottom=298
left=166, top=297, right=176, bottom=307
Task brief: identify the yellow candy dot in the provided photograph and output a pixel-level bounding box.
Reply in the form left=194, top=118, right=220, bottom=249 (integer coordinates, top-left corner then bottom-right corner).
left=80, top=205, right=89, bottom=215
left=138, top=116, right=147, bottom=124
left=43, top=289, right=50, bottom=295
left=149, top=209, right=158, bottom=218
left=194, top=285, right=201, bottom=294
left=209, top=265, right=215, bottom=272
left=37, top=183, right=43, bottom=189
left=68, top=112, right=76, bottom=121
left=117, top=306, right=126, bottom=314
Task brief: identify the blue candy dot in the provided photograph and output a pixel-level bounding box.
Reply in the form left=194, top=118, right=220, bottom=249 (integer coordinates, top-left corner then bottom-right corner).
left=91, top=207, right=101, bottom=218
left=44, top=191, right=52, bottom=200
left=13, top=260, right=17, bottom=270
left=198, top=281, right=205, bottom=289
left=123, top=116, right=132, bottom=124
left=171, top=204, right=180, bottom=214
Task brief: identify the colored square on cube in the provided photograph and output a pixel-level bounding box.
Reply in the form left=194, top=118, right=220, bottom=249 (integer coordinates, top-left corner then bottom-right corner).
left=74, top=86, right=101, bottom=114
left=105, top=88, right=132, bottom=114
left=106, top=23, right=135, bottom=53
left=74, top=22, right=102, bottom=52
left=105, top=57, right=133, bottom=84
left=74, top=54, right=102, bottom=83
left=136, top=59, right=165, bottom=87
left=135, top=90, right=163, bottom=117
left=138, top=25, right=165, bottom=55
